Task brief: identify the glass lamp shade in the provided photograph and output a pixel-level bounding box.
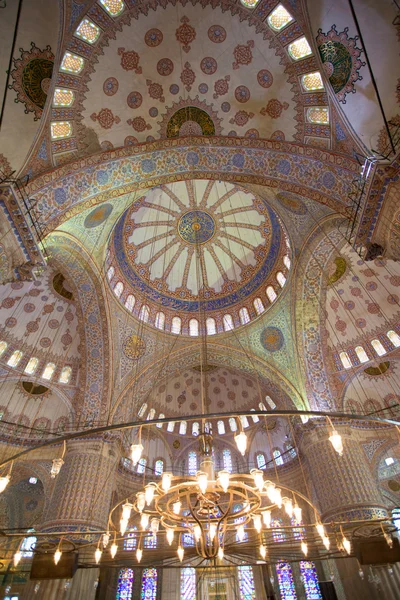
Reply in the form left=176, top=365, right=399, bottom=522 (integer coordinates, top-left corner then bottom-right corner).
left=110, top=543, right=118, bottom=558
left=54, top=549, right=62, bottom=565
left=218, top=546, right=224, bottom=560
left=194, top=525, right=201, bottom=541
left=323, top=536, right=330, bottom=550
left=253, top=514, right=262, bottom=533
left=162, top=472, right=173, bottom=492
left=166, top=528, right=174, bottom=545
left=136, top=548, right=142, bottom=562
left=120, top=519, right=128, bottom=536
left=259, top=544, right=267, bottom=559
left=342, top=536, right=351, bottom=554
left=95, top=548, right=102, bottom=564
left=316, top=523, right=325, bottom=538
left=0, top=475, right=10, bottom=493
left=136, top=492, right=146, bottom=512
left=145, top=483, right=157, bottom=506
left=301, top=541, right=308, bottom=556
left=150, top=518, right=159, bottom=535
left=217, top=470, right=230, bottom=493
left=265, top=481, right=276, bottom=502
left=130, top=443, right=144, bottom=466
left=274, top=487, right=282, bottom=508
left=122, top=502, right=133, bottom=521
left=102, top=533, right=110, bottom=549
left=196, top=471, right=208, bottom=494
left=237, top=525, right=245, bottom=542
left=172, top=500, right=181, bottom=515
left=250, top=468, right=264, bottom=492
left=329, top=431, right=343, bottom=456
left=262, top=510, right=271, bottom=527
left=177, top=546, right=184, bottom=562
left=234, top=431, right=247, bottom=456
left=140, top=513, right=149, bottom=529
left=13, top=551, right=22, bottom=567
left=282, top=497, right=293, bottom=518
left=209, top=523, right=217, bottom=541
left=50, top=458, right=64, bottom=479
left=293, top=504, right=302, bottom=523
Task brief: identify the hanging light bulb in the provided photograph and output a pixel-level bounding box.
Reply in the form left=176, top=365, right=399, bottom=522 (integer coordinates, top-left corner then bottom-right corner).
left=136, top=548, right=142, bottom=563
left=13, top=551, right=22, bottom=567
left=301, top=541, right=308, bottom=556
left=136, top=492, right=146, bottom=513
left=177, top=546, right=184, bottom=562
left=218, top=546, right=224, bottom=560
left=217, top=470, right=230, bottom=493
left=0, top=475, right=10, bottom=494
left=166, top=528, right=174, bottom=546
left=342, top=536, right=351, bottom=555
left=329, top=430, right=343, bottom=456
left=150, top=518, right=159, bottom=536
left=358, top=567, right=364, bottom=579
left=209, top=523, right=217, bottom=541
left=130, top=443, right=144, bottom=466
left=54, top=548, right=62, bottom=565
left=162, top=472, right=173, bottom=492
left=172, top=500, right=181, bottom=515
left=237, top=525, right=245, bottom=542
left=110, top=543, right=118, bottom=558
left=253, top=514, right=262, bottom=533
left=145, top=483, right=157, bottom=506
left=122, top=502, right=133, bottom=521
left=265, top=481, right=276, bottom=503
left=196, top=471, right=208, bottom=494
left=194, top=525, right=201, bottom=542
left=316, top=523, right=325, bottom=539
left=262, top=510, right=271, bottom=528
left=259, top=544, right=267, bottom=559
left=95, top=548, right=102, bottom=564
left=384, top=532, right=393, bottom=548
left=323, top=536, right=330, bottom=550
left=274, top=488, right=282, bottom=508
left=293, top=504, right=302, bottom=523
left=250, top=469, right=264, bottom=492
left=282, top=497, right=293, bottom=518
left=50, top=458, right=64, bottom=479
left=234, top=431, right=247, bottom=456
left=102, top=532, right=110, bottom=549
left=120, top=519, right=128, bottom=536
left=140, top=513, right=149, bottom=529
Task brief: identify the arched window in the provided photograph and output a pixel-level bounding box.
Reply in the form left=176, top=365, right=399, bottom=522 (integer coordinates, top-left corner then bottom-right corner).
left=141, top=568, right=157, bottom=599
left=116, top=568, right=134, bottom=600
left=206, top=317, right=216, bottom=335
left=273, top=449, right=284, bottom=466
left=238, top=566, right=256, bottom=599
left=137, top=458, right=146, bottom=474
left=42, top=362, right=56, bottom=380
left=276, top=271, right=286, bottom=288
left=167, top=421, right=175, bottom=433
left=144, top=533, right=157, bottom=548
left=339, top=351, right=352, bottom=369
left=0, top=341, right=7, bottom=357
left=139, top=305, right=149, bottom=323
left=256, top=453, right=267, bottom=470
left=179, top=421, right=187, bottom=435
left=181, top=567, right=196, bottom=600
left=192, top=422, right=200, bottom=436
left=283, top=255, right=291, bottom=269
left=346, top=400, right=361, bottom=415
left=156, top=413, right=164, bottom=429
left=182, top=532, right=195, bottom=547
left=266, top=286, right=277, bottom=303
left=189, top=319, right=199, bottom=336
left=229, top=418, right=238, bottom=432
left=285, top=442, right=297, bottom=459
left=107, top=266, right=114, bottom=280
left=265, top=395, right=276, bottom=409
left=51, top=121, right=73, bottom=140
left=59, top=366, right=72, bottom=384
left=355, top=346, right=369, bottom=363
left=291, top=516, right=305, bottom=540
left=271, top=518, right=286, bottom=542
left=223, top=314, right=234, bottom=331
left=240, top=415, right=249, bottom=428
left=114, top=281, right=123, bottom=298
left=171, top=316, right=181, bottom=334
left=250, top=409, right=259, bottom=423
left=125, top=295, right=135, bottom=312
left=253, top=298, right=265, bottom=315
left=300, top=561, right=323, bottom=599
left=100, top=0, right=125, bottom=17
left=154, top=459, right=164, bottom=476
left=267, top=4, right=294, bottom=31
left=217, top=420, right=225, bottom=435
left=371, top=339, right=386, bottom=356
left=7, top=350, right=23, bottom=367
left=387, top=330, right=400, bottom=348
left=239, top=307, right=250, bottom=325
left=307, top=107, right=329, bottom=124
left=147, top=408, right=155, bottom=420
left=259, top=402, right=267, bottom=411
left=276, top=563, right=296, bottom=597
left=365, top=399, right=380, bottom=414
left=301, top=71, right=324, bottom=91
left=138, top=403, right=147, bottom=418
left=155, top=312, right=165, bottom=330
left=20, top=534, right=37, bottom=557
left=124, top=528, right=137, bottom=551
left=24, top=357, right=39, bottom=375
left=188, top=451, right=198, bottom=475
left=288, top=36, right=312, bottom=60
left=223, top=449, right=233, bottom=473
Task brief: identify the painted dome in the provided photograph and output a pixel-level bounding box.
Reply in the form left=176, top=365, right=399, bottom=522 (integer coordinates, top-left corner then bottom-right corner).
left=106, top=179, right=290, bottom=334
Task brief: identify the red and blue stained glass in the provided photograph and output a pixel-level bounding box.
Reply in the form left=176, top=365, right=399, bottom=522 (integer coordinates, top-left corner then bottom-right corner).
left=300, top=561, right=322, bottom=599
left=238, top=565, right=256, bottom=600
left=141, top=568, right=157, bottom=599
left=116, top=568, right=134, bottom=600
left=276, top=562, right=297, bottom=600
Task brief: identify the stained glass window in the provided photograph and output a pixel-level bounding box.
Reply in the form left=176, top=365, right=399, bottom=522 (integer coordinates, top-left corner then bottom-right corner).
left=300, top=561, right=322, bottom=599
left=182, top=532, right=195, bottom=547
left=277, top=271, right=286, bottom=288
left=192, top=422, right=200, bottom=436
left=256, top=453, right=267, bottom=470
left=250, top=410, right=259, bottom=423
left=155, top=459, right=164, bottom=476
left=284, top=256, right=291, bottom=269
left=141, top=568, right=157, bottom=600
left=179, top=421, right=187, bottom=435
left=273, top=449, right=284, bottom=466
left=355, top=346, right=368, bottom=363
left=137, top=458, right=146, bottom=474
left=24, top=357, right=39, bottom=375
left=20, top=534, right=37, bottom=557
left=139, top=305, right=149, bottom=323
left=267, top=4, right=294, bottom=31
left=240, top=415, right=249, bottom=429
left=238, top=565, right=256, bottom=600
left=100, top=0, right=125, bottom=16
left=392, top=508, right=400, bottom=531
left=124, top=528, right=137, bottom=550
left=144, top=533, right=157, bottom=548
left=217, top=420, right=225, bottom=435
left=116, top=568, right=134, bottom=600
left=167, top=421, right=175, bottom=433
left=229, top=418, right=237, bottom=432
left=266, top=286, right=277, bottom=302
left=50, top=121, right=72, bottom=140
left=138, top=403, right=147, bottom=418
left=276, top=562, right=297, bottom=599
left=125, top=294, right=135, bottom=312
left=272, top=518, right=286, bottom=542
left=188, top=451, right=198, bottom=475
left=156, top=414, right=164, bottom=429
left=60, top=52, right=84, bottom=74
left=75, top=19, right=101, bottom=44
left=301, top=72, right=324, bottom=91
left=155, top=312, right=165, bottom=330
left=291, top=516, right=305, bottom=540
left=253, top=297, right=264, bottom=315
left=288, top=37, right=313, bottom=61
left=239, top=0, right=261, bottom=8
left=181, top=567, right=196, bottom=600
left=146, top=408, right=155, bottom=421
left=107, top=266, right=114, bottom=280
left=234, top=504, right=248, bottom=542
left=0, top=341, right=7, bottom=357
left=7, top=350, right=22, bottom=367
left=206, top=317, right=216, bottom=335
left=189, top=319, right=199, bottom=336
left=285, top=442, right=297, bottom=459
left=114, top=281, right=123, bottom=298
left=53, top=88, right=75, bottom=107
left=171, top=316, right=181, bottom=334
left=239, top=307, right=250, bottom=325
left=223, top=449, right=233, bottom=473
left=265, top=395, right=276, bottom=409
left=371, top=339, right=386, bottom=356
left=223, top=314, right=234, bottom=331
left=59, top=366, right=72, bottom=384
left=306, top=107, right=329, bottom=124
left=388, top=330, right=400, bottom=348
left=339, top=351, right=352, bottom=369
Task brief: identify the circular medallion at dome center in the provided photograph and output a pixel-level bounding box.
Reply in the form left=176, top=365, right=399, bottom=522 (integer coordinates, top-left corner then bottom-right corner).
left=178, top=210, right=215, bottom=244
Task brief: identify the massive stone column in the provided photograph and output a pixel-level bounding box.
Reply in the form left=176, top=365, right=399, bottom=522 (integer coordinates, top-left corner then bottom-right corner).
left=21, top=437, right=120, bottom=600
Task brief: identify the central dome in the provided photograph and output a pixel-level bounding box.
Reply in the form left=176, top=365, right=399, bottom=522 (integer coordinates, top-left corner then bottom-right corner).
left=107, top=180, right=290, bottom=335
